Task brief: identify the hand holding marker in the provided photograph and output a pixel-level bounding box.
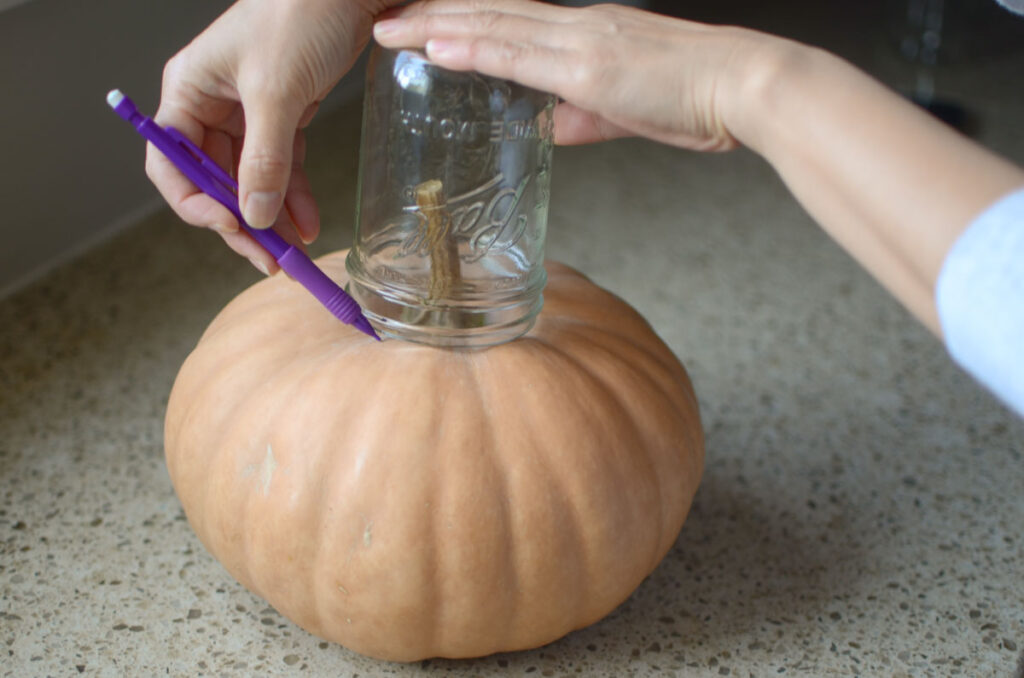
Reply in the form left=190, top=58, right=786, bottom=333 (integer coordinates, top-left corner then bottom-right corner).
left=107, top=89, right=379, bottom=340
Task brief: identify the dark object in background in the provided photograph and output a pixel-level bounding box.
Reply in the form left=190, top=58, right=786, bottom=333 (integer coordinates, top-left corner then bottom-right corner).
left=648, top=0, right=1023, bottom=137
left=915, top=96, right=974, bottom=133
left=886, top=0, right=1023, bottom=134
left=897, top=0, right=974, bottom=133
left=889, top=0, right=1024, bottom=64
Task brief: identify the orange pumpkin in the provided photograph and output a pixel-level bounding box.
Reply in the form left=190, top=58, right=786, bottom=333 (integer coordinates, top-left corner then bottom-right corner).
left=164, top=251, right=703, bottom=661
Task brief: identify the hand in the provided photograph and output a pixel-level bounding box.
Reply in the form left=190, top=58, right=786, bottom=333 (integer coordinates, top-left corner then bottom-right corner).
left=147, top=0, right=399, bottom=273
left=373, top=0, right=1024, bottom=338
left=373, top=0, right=785, bottom=152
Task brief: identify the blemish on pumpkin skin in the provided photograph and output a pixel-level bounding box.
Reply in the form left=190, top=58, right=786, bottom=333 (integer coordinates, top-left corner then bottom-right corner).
left=260, top=444, right=277, bottom=496
left=344, top=514, right=374, bottom=564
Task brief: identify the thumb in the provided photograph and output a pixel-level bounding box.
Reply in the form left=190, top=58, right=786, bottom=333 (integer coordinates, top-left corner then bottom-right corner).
left=238, top=95, right=305, bottom=229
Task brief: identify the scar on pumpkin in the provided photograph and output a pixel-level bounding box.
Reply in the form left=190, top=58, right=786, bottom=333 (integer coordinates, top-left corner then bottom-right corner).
left=260, top=443, right=277, bottom=496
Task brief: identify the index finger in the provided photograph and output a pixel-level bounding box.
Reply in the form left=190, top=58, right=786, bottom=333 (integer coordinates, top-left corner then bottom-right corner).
left=374, top=8, right=574, bottom=95
left=145, top=99, right=244, bottom=234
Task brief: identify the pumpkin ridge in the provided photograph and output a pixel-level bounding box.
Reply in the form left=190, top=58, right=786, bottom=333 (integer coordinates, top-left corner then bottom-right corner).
left=561, top=320, right=682, bottom=402
left=175, top=302, right=326, bottom=420
left=429, top=355, right=458, bottom=655
left=166, top=325, right=274, bottom=465
left=528, top=334, right=665, bottom=579
left=421, top=397, right=442, bottom=657
left=565, top=318, right=699, bottom=439
left=195, top=381, right=263, bottom=598
left=509, top=346, right=593, bottom=655
left=202, top=337, right=348, bottom=617
left=555, top=324, right=703, bottom=562
left=547, top=295, right=681, bottom=381
left=168, top=335, right=299, bottom=580
left=541, top=269, right=670, bottom=352
left=268, top=345, right=378, bottom=634
left=550, top=289, right=700, bottom=433
left=491, top=339, right=592, bottom=649
left=556, top=330, right=674, bottom=568
left=526, top=392, right=594, bottom=638
left=306, top=393, right=361, bottom=643
left=197, top=278, right=302, bottom=343
left=232, top=355, right=322, bottom=611
left=321, top=352, right=417, bottom=656
left=454, top=352, right=518, bottom=656
left=360, top=350, right=451, bottom=658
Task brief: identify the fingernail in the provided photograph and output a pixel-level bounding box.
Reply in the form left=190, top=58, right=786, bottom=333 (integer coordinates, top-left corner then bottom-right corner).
left=374, top=19, right=402, bottom=39
left=250, top=258, right=270, bottom=276
left=425, top=39, right=454, bottom=59
left=243, top=191, right=282, bottom=230
left=212, top=222, right=237, bottom=234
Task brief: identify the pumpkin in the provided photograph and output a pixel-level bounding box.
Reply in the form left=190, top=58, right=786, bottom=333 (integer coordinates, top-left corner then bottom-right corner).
left=164, top=250, right=703, bottom=661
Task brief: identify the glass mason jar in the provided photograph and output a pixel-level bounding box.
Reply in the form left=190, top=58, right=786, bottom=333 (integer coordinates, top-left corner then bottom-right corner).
left=346, top=46, right=556, bottom=347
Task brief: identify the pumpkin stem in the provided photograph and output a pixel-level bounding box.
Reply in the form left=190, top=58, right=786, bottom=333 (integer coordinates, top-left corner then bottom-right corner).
left=416, top=179, right=461, bottom=301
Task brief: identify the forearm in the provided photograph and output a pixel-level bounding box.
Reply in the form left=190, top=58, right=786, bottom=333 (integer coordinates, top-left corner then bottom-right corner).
left=727, top=41, right=1024, bottom=334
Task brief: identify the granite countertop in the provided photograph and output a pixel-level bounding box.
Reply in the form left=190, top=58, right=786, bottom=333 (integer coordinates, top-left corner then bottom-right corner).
left=3, top=31, right=1024, bottom=678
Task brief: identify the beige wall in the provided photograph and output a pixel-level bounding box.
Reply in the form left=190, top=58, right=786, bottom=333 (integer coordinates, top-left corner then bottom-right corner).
left=0, top=1, right=234, bottom=295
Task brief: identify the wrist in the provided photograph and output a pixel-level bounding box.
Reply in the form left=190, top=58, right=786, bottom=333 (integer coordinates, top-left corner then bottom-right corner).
left=716, top=31, right=820, bottom=158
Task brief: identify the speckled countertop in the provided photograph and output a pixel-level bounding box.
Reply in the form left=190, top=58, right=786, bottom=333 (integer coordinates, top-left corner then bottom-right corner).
left=3, top=15, right=1024, bottom=678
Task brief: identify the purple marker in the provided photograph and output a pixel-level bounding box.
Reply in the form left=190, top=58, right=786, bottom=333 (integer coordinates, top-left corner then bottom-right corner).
left=106, top=89, right=380, bottom=341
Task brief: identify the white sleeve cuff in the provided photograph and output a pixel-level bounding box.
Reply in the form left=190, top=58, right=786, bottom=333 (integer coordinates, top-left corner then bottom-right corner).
left=936, top=188, right=1024, bottom=418
left=994, top=0, right=1024, bottom=16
